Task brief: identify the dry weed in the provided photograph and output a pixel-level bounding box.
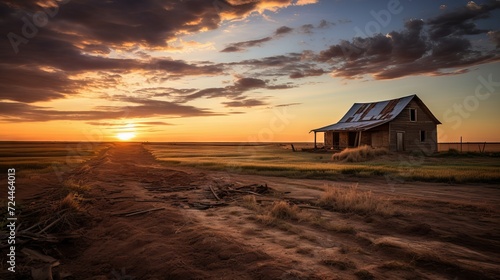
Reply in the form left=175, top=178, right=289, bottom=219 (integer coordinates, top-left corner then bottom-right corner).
left=241, top=195, right=260, bottom=211
left=269, top=201, right=300, bottom=220
left=58, top=193, right=82, bottom=212
left=318, top=184, right=395, bottom=216
left=63, top=179, right=91, bottom=194
left=332, top=145, right=389, bottom=162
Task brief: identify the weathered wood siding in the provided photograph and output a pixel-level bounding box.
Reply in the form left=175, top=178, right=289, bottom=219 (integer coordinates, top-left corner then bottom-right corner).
left=388, top=100, right=438, bottom=153
left=339, top=132, right=349, bottom=149
left=324, top=131, right=333, bottom=148
left=360, top=131, right=371, bottom=146
left=369, top=123, right=390, bottom=148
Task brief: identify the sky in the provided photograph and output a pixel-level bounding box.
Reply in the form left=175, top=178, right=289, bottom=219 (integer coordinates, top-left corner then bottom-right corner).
left=1, top=0, right=499, bottom=142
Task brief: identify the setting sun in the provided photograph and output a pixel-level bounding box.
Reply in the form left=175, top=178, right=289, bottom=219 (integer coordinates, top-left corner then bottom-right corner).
left=115, top=123, right=136, bottom=141
left=116, top=132, right=136, bottom=141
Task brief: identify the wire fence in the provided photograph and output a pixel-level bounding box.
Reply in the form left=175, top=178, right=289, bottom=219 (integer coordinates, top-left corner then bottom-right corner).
left=438, top=142, right=500, bottom=153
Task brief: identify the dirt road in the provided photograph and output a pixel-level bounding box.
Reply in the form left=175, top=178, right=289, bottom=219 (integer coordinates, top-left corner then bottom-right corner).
left=12, top=143, right=500, bottom=279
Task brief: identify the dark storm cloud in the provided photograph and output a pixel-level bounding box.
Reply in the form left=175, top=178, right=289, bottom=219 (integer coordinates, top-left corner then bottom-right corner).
left=221, top=25, right=294, bottom=52
left=427, top=0, right=499, bottom=40
left=316, top=2, right=500, bottom=80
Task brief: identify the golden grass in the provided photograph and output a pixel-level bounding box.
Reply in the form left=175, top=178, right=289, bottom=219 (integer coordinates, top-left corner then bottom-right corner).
left=146, top=143, right=500, bottom=183
left=332, top=145, right=389, bottom=162
left=57, top=193, right=82, bottom=212
left=318, top=184, right=396, bottom=216
left=63, top=179, right=91, bottom=194
left=269, top=201, right=299, bottom=220
left=241, top=195, right=260, bottom=211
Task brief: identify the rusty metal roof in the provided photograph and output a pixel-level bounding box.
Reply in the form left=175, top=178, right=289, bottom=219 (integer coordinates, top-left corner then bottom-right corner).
left=312, top=94, right=440, bottom=132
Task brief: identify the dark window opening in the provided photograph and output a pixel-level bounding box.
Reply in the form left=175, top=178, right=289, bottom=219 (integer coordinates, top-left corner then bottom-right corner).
left=348, top=132, right=357, bottom=147
left=333, top=132, right=340, bottom=149
left=410, top=108, right=417, bottom=121
left=420, top=130, right=426, bottom=142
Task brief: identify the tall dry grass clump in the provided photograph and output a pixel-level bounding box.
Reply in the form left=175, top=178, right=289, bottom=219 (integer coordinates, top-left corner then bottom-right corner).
left=58, top=193, right=82, bottom=212
left=269, top=201, right=299, bottom=220
left=332, top=145, right=389, bottom=162
left=63, top=179, right=91, bottom=194
left=241, top=195, right=260, bottom=211
left=318, top=184, right=395, bottom=216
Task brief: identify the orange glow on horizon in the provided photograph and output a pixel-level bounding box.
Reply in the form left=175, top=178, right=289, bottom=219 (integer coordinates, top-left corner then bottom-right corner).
left=116, top=132, right=136, bottom=141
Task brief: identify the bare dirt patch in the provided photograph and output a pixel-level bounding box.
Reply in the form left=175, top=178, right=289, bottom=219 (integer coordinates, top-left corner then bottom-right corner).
left=4, top=143, right=499, bottom=279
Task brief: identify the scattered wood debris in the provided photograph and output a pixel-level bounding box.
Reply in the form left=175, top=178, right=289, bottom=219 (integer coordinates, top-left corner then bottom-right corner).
left=112, top=207, right=165, bottom=217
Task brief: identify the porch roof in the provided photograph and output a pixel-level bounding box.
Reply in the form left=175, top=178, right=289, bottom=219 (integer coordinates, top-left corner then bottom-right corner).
left=312, top=119, right=389, bottom=132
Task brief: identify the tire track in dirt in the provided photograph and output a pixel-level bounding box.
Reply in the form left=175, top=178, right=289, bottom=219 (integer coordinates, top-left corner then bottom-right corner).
left=12, top=143, right=500, bottom=279
left=61, top=143, right=296, bottom=279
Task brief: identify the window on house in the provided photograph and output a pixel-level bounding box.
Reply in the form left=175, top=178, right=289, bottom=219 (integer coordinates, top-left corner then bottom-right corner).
left=409, top=108, right=417, bottom=122
left=420, top=130, right=426, bottom=142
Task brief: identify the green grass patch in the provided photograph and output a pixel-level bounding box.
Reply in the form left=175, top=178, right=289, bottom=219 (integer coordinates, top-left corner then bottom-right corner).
left=144, top=143, right=500, bottom=183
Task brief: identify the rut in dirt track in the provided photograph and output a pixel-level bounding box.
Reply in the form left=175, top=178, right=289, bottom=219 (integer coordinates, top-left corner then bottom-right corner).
left=63, top=143, right=295, bottom=280
left=20, top=142, right=499, bottom=280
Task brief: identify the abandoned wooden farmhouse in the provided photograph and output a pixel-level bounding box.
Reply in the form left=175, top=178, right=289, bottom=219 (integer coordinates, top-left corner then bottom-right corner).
left=311, top=95, right=441, bottom=153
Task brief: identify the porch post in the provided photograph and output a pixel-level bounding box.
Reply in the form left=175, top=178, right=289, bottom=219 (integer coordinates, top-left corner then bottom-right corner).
left=314, top=132, right=317, bottom=149
left=358, top=131, right=362, bottom=147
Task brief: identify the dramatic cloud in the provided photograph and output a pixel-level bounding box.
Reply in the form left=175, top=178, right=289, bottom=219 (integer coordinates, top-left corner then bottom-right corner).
left=0, top=98, right=220, bottom=123
left=299, top=20, right=335, bottom=34
left=222, top=99, right=267, bottom=107
left=274, top=102, right=301, bottom=108
left=86, top=121, right=174, bottom=127
left=178, top=77, right=288, bottom=107
left=488, top=30, right=500, bottom=48
left=427, top=0, right=499, bottom=40
left=0, top=65, right=84, bottom=103
left=275, top=26, right=294, bottom=35
left=300, top=24, right=315, bottom=34
left=212, top=0, right=317, bottom=21
left=231, top=53, right=326, bottom=79
left=221, top=37, right=273, bottom=52
left=0, top=0, right=314, bottom=120
left=0, top=0, right=498, bottom=127
left=295, top=0, right=319, bottom=5
left=318, top=19, right=334, bottom=29
left=316, top=2, right=500, bottom=80
left=289, top=68, right=325, bottom=79
left=221, top=25, right=294, bottom=52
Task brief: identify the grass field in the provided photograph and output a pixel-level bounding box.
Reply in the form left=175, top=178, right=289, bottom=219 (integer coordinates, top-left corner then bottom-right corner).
left=145, top=142, right=500, bottom=183
left=0, top=142, right=111, bottom=174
